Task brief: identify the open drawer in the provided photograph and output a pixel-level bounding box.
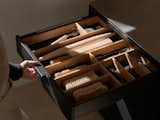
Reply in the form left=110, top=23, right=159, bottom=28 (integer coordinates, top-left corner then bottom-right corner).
left=16, top=5, right=160, bottom=120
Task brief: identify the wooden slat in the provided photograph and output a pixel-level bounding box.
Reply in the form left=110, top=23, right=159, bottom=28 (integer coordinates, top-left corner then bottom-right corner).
left=39, top=33, right=114, bottom=61
left=23, top=23, right=76, bottom=45
left=112, top=58, right=135, bottom=82
left=50, top=35, right=68, bottom=45
left=140, top=56, right=149, bottom=65
left=77, top=16, right=109, bottom=28
left=102, top=48, right=135, bottom=67
left=98, top=63, right=122, bottom=87
left=69, top=38, right=113, bottom=56
left=73, top=82, right=108, bottom=103
left=140, top=56, right=158, bottom=72
left=50, top=60, right=54, bottom=65
left=51, top=55, right=71, bottom=63
left=125, top=53, right=151, bottom=77
left=91, top=39, right=130, bottom=56
left=54, top=64, right=100, bottom=85
left=75, top=23, right=87, bottom=35
left=33, top=27, right=109, bottom=57
left=54, top=65, right=89, bottom=83
left=23, top=16, right=109, bottom=45
left=61, top=28, right=110, bottom=45
left=96, top=17, right=109, bottom=27
left=89, top=53, right=98, bottom=63
left=66, top=74, right=110, bottom=95
left=45, top=54, right=90, bottom=74
left=46, top=41, right=132, bottom=74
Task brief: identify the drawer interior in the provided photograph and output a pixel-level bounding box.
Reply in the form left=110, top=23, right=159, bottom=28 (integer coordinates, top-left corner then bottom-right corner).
left=21, top=16, right=159, bottom=105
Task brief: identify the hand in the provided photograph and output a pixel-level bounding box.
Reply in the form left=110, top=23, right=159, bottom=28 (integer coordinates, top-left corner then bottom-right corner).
left=20, top=60, right=40, bottom=79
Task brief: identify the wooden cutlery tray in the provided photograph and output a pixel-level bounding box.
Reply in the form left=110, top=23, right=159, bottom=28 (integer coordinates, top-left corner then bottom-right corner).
left=16, top=7, right=160, bottom=120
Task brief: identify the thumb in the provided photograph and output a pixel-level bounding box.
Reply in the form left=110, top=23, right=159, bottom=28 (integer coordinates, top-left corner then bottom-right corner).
left=21, top=60, right=40, bottom=68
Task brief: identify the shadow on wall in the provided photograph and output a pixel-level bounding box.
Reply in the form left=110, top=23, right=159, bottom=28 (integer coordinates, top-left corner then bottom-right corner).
left=93, top=0, right=160, bottom=61
left=0, top=0, right=89, bottom=62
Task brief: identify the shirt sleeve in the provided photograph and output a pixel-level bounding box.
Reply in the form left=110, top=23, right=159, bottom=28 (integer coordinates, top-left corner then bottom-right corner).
left=9, top=63, right=23, bottom=81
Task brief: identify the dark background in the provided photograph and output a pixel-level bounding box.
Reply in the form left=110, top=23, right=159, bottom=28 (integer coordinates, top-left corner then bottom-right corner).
left=93, top=0, right=160, bottom=61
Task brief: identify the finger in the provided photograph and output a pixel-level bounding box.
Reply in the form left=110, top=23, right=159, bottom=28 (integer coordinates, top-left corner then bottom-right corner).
left=32, top=69, right=37, bottom=75
left=25, top=60, right=40, bottom=67
left=28, top=68, right=37, bottom=77
left=29, top=68, right=37, bottom=73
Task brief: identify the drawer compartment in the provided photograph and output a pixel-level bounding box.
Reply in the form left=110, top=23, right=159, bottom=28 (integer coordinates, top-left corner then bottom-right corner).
left=16, top=6, right=160, bottom=120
